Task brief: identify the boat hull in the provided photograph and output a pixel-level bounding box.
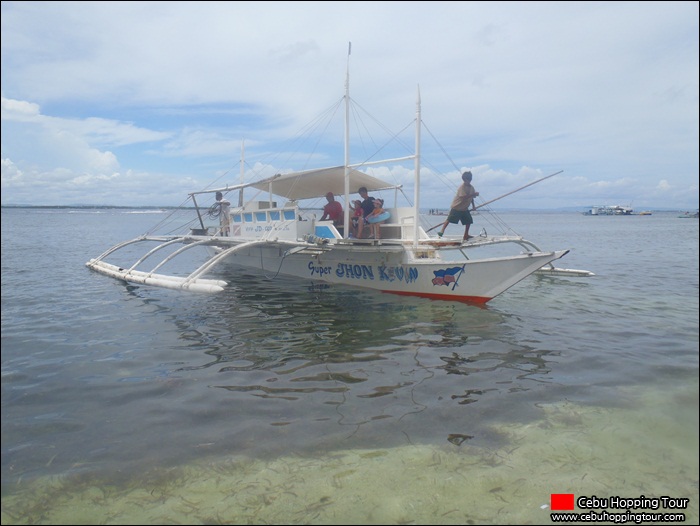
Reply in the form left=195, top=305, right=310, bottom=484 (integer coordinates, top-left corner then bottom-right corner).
left=207, top=242, right=569, bottom=304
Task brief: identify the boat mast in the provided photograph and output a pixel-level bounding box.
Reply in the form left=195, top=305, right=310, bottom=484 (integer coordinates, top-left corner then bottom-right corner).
left=238, top=140, right=245, bottom=207
left=413, top=85, right=421, bottom=246
left=343, top=42, right=351, bottom=237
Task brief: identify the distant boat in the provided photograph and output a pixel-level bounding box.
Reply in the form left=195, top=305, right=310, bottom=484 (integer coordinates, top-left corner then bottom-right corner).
left=678, top=211, right=699, bottom=219
left=637, top=211, right=653, bottom=216
left=583, top=205, right=634, bottom=216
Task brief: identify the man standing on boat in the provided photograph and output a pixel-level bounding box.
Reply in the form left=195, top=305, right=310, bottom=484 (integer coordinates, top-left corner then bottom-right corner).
left=215, top=191, right=231, bottom=236
left=437, top=171, right=479, bottom=241
left=320, top=192, right=343, bottom=229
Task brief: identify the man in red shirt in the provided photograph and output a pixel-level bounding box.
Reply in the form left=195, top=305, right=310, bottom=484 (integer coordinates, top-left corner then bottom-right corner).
left=320, top=192, right=343, bottom=228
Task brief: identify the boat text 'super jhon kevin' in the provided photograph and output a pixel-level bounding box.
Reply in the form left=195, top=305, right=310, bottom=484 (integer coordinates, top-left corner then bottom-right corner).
left=86, top=48, right=593, bottom=304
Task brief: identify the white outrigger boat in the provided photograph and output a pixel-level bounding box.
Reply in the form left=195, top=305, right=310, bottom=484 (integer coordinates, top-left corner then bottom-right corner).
left=87, top=53, right=593, bottom=304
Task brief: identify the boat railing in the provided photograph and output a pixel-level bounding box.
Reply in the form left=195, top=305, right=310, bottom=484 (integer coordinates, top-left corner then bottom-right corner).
left=376, top=207, right=430, bottom=240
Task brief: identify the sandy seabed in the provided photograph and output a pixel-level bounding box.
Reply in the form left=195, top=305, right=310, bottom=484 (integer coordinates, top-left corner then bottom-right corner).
left=2, top=384, right=698, bottom=525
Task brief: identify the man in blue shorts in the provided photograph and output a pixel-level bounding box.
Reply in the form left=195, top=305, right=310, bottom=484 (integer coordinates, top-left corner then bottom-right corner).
left=353, top=186, right=376, bottom=239
left=437, top=171, right=479, bottom=241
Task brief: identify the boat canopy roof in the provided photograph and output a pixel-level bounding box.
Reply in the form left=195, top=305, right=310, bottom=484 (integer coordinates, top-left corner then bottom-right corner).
left=193, top=166, right=401, bottom=202
left=251, top=166, right=402, bottom=201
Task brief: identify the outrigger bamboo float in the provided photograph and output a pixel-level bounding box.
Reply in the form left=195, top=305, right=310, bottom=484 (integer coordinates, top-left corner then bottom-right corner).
left=87, top=48, right=593, bottom=304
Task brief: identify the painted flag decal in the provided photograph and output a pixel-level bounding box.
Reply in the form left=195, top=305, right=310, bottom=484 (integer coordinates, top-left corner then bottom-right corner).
left=432, top=266, right=464, bottom=287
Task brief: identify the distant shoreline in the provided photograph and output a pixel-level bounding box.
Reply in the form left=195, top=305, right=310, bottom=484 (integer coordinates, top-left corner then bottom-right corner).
left=1, top=205, right=693, bottom=213
left=1, top=205, right=193, bottom=210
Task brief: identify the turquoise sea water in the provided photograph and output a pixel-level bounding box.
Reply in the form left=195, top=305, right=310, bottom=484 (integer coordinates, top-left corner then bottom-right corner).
left=2, top=207, right=698, bottom=524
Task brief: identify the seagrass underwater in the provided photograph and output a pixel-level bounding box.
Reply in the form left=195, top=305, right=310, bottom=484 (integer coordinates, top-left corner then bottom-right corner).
left=1, top=207, right=698, bottom=524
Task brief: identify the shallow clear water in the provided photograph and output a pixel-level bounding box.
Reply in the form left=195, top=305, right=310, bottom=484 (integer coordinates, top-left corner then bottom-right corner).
left=2, top=208, right=698, bottom=524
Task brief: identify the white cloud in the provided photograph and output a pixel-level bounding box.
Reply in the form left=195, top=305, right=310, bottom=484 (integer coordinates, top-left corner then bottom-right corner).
left=1, top=97, right=41, bottom=120
left=1, top=1, right=697, bottom=209
left=657, top=179, right=672, bottom=191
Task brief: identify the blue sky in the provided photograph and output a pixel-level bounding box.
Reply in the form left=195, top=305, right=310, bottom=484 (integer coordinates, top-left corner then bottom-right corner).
left=2, top=1, right=698, bottom=210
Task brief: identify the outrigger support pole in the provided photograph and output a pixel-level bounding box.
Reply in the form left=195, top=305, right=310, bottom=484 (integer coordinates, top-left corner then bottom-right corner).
left=475, top=170, right=562, bottom=210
